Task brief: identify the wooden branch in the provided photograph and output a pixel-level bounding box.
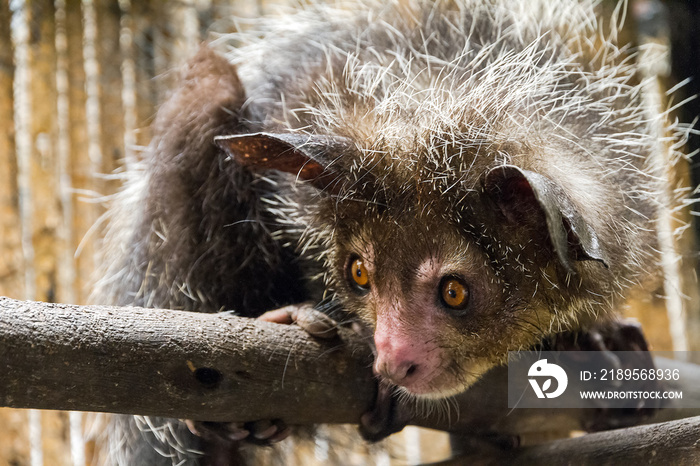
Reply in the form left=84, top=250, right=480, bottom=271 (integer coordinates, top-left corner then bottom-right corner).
left=509, top=416, right=700, bottom=465
left=1, top=295, right=699, bottom=440
left=440, top=416, right=700, bottom=465
left=0, top=296, right=375, bottom=425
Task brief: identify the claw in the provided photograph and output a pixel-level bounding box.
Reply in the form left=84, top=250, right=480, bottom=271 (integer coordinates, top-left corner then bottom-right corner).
left=184, top=419, right=199, bottom=436
left=244, top=419, right=290, bottom=445
left=257, top=306, right=296, bottom=325
left=251, top=420, right=278, bottom=440
left=225, top=423, right=250, bottom=441
left=183, top=419, right=290, bottom=445
left=268, top=425, right=292, bottom=442
left=184, top=420, right=250, bottom=443
left=258, top=304, right=338, bottom=339
left=295, top=307, right=338, bottom=339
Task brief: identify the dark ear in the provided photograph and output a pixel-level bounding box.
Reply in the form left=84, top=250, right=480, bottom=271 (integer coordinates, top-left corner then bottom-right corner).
left=482, top=165, right=608, bottom=272
left=215, top=132, right=351, bottom=194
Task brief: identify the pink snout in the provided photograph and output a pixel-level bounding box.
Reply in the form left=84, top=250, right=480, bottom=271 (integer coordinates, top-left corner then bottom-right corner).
left=374, top=346, right=420, bottom=386
left=373, top=327, right=442, bottom=393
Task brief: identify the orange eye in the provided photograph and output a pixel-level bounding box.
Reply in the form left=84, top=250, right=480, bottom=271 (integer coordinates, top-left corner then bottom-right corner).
left=440, top=277, right=469, bottom=311
left=348, top=256, right=370, bottom=290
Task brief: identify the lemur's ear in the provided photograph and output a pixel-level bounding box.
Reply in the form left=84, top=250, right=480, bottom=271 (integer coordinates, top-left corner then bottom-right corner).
left=216, top=132, right=352, bottom=194
left=482, top=165, right=609, bottom=272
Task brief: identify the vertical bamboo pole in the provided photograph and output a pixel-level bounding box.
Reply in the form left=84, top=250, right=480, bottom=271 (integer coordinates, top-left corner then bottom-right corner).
left=0, top=6, right=32, bottom=464
left=635, top=12, right=700, bottom=354
left=93, top=0, right=125, bottom=185
left=12, top=1, right=42, bottom=463
left=0, top=0, right=23, bottom=301
left=61, top=0, right=90, bottom=306
left=129, top=0, right=158, bottom=146
left=55, top=0, right=76, bottom=306
left=167, top=0, right=201, bottom=69
left=23, top=0, right=60, bottom=304
left=19, top=2, right=73, bottom=465
left=60, top=1, right=91, bottom=463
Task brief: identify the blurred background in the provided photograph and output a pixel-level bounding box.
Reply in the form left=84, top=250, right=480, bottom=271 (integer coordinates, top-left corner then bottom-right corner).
left=0, top=0, right=697, bottom=464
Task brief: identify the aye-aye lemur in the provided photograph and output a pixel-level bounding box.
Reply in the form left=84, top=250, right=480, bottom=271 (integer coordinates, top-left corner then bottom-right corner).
left=96, top=0, right=688, bottom=464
